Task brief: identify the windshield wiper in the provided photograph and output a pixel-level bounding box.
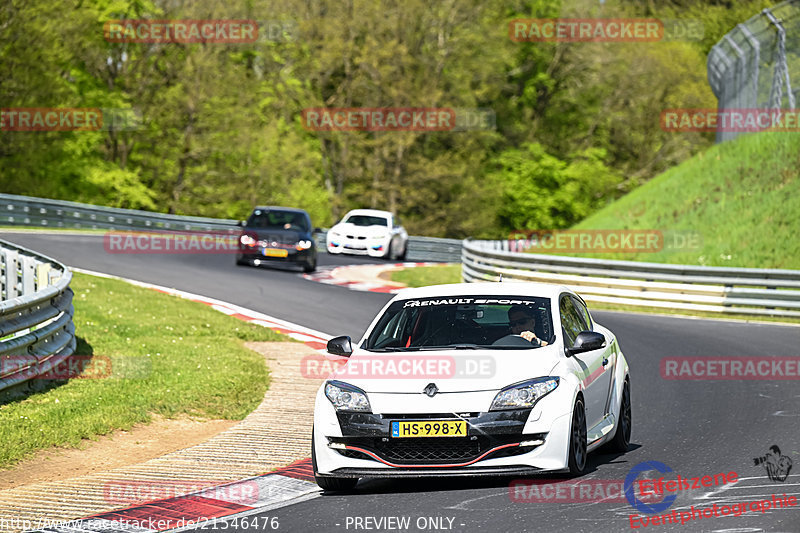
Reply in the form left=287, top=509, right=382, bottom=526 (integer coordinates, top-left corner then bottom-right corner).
left=414, top=344, right=481, bottom=350
left=368, top=343, right=487, bottom=352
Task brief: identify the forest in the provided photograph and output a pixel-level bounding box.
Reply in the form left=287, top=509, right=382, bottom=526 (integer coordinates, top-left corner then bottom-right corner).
left=0, top=0, right=775, bottom=236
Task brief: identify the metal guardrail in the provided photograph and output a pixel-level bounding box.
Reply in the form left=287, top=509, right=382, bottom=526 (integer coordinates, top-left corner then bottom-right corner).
left=0, top=193, right=464, bottom=262
left=405, top=236, right=462, bottom=263
left=0, top=193, right=239, bottom=232
left=462, top=239, right=800, bottom=318
left=0, top=239, right=76, bottom=393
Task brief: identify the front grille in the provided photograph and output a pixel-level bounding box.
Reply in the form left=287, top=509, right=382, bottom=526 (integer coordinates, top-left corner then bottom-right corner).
left=333, top=434, right=543, bottom=465
left=378, top=438, right=481, bottom=463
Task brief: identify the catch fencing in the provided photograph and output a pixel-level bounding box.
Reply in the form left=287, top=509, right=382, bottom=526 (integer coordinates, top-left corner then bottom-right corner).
left=708, top=0, right=800, bottom=142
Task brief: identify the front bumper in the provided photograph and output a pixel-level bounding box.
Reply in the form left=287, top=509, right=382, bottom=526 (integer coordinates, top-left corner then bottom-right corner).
left=330, top=410, right=543, bottom=467
left=323, top=465, right=544, bottom=479
left=314, top=408, right=571, bottom=477
left=238, top=246, right=314, bottom=264
left=327, top=236, right=389, bottom=257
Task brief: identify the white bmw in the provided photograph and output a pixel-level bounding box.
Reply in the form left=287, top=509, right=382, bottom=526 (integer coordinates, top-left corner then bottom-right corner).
left=312, top=282, right=631, bottom=491
left=326, top=209, right=408, bottom=260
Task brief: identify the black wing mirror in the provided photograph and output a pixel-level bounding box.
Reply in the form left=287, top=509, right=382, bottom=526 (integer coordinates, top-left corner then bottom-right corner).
left=236, top=220, right=244, bottom=227
left=566, top=331, right=605, bottom=356
left=327, top=335, right=353, bottom=357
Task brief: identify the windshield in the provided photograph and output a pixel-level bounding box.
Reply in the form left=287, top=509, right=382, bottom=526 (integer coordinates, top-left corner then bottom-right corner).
left=363, top=296, right=553, bottom=351
left=342, top=214, right=389, bottom=227
left=246, top=209, right=309, bottom=231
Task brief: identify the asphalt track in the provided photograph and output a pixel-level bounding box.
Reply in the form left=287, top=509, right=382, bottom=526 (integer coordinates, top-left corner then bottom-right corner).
left=3, top=232, right=800, bottom=533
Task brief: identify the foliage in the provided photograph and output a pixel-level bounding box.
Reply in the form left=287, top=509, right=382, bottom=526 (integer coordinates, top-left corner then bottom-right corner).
left=0, top=0, right=775, bottom=238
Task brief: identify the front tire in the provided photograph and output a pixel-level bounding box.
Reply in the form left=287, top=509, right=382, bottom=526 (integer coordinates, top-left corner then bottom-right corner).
left=312, top=430, right=358, bottom=492
left=567, top=397, right=587, bottom=476
left=397, top=242, right=407, bottom=261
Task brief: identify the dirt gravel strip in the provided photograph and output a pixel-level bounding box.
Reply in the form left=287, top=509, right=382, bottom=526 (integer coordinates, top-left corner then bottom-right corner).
left=0, top=270, right=335, bottom=533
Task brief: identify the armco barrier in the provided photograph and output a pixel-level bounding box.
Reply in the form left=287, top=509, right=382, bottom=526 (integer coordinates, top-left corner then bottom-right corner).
left=0, top=192, right=239, bottom=232
left=0, top=193, right=463, bottom=263
left=462, top=239, right=800, bottom=318
left=0, top=239, right=76, bottom=393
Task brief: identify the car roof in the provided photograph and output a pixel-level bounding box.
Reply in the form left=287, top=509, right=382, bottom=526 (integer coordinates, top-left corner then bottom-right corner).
left=392, top=281, right=575, bottom=301
left=251, top=206, right=309, bottom=215
left=343, top=209, right=393, bottom=218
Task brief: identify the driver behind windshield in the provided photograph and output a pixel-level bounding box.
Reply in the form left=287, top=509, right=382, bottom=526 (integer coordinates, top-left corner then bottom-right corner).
left=508, top=305, right=549, bottom=347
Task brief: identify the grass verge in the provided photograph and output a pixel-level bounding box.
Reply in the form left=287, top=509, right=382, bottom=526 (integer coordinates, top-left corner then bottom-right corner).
left=566, top=131, right=800, bottom=269
left=0, top=272, right=287, bottom=469
left=390, top=264, right=462, bottom=288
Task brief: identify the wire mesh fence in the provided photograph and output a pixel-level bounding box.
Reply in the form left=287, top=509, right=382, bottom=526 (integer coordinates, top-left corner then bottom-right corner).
left=707, top=0, right=800, bottom=142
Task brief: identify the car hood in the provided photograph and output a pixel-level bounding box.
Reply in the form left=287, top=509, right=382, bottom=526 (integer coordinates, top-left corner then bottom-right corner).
left=330, top=223, right=388, bottom=237
left=328, top=346, right=562, bottom=393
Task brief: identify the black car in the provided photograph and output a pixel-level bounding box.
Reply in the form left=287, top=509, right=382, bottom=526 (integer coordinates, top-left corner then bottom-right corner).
left=235, top=206, right=318, bottom=272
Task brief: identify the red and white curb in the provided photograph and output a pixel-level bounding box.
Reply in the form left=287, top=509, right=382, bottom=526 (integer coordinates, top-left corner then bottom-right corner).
left=28, top=460, right=317, bottom=533
left=72, top=268, right=333, bottom=352
left=302, top=262, right=441, bottom=294
left=36, top=269, right=334, bottom=533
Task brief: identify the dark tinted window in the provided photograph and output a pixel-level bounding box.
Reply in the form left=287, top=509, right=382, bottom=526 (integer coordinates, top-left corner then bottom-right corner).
left=571, top=296, right=592, bottom=331
left=560, top=295, right=586, bottom=347
left=343, top=215, right=389, bottom=227
left=247, top=209, right=309, bottom=231
left=364, top=296, right=553, bottom=350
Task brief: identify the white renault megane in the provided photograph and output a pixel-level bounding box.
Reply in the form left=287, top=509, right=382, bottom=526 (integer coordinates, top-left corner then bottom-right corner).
left=312, top=282, right=632, bottom=491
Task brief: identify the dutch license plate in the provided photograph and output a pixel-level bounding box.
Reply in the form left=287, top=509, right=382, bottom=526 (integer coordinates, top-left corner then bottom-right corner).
left=390, top=420, right=466, bottom=438
left=263, top=248, right=288, bottom=258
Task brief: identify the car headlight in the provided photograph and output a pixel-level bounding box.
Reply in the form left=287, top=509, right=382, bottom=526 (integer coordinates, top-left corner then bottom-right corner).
left=330, top=231, right=341, bottom=237
left=490, top=377, right=559, bottom=411
left=296, top=240, right=313, bottom=250
left=240, top=234, right=256, bottom=246
left=325, top=381, right=371, bottom=412
left=370, top=234, right=386, bottom=240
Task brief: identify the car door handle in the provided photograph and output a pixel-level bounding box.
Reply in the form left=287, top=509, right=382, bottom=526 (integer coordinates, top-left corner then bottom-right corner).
left=602, top=358, right=609, bottom=367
